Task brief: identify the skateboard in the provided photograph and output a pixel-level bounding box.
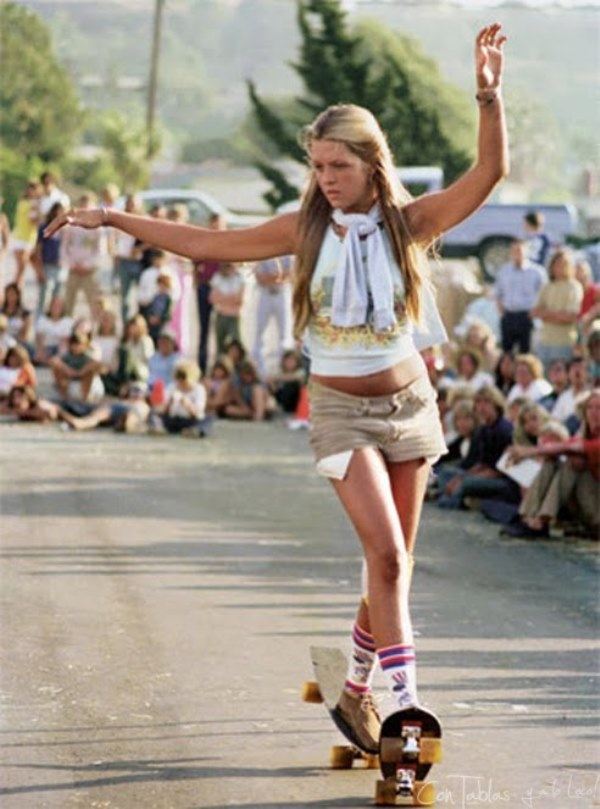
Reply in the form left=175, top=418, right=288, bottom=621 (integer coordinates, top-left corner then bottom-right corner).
left=301, top=645, right=379, bottom=770
left=374, top=706, right=442, bottom=806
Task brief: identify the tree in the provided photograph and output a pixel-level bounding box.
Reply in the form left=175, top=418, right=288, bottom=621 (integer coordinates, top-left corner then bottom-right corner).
left=248, top=0, right=474, bottom=210
left=0, top=3, right=82, bottom=163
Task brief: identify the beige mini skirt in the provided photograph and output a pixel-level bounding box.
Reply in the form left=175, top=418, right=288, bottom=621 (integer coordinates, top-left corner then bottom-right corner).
left=308, top=374, right=447, bottom=480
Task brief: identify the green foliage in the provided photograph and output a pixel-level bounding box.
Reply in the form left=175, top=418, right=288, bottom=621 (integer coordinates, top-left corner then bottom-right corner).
left=247, top=0, right=474, bottom=208
left=254, top=160, right=301, bottom=211
left=0, top=3, right=83, bottom=163
left=0, top=147, right=45, bottom=225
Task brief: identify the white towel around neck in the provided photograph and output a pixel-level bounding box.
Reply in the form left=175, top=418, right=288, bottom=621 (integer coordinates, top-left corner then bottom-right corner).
left=330, top=203, right=397, bottom=332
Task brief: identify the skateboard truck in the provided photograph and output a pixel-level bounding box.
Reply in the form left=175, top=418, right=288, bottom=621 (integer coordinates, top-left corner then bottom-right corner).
left=401, top=723, right=422, bottom=760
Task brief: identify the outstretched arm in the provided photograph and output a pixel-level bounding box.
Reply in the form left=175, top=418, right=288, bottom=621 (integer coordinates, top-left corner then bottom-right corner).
left=404, top=23, right=509, bottom=246
left=45, top=209, right=300, bottom=263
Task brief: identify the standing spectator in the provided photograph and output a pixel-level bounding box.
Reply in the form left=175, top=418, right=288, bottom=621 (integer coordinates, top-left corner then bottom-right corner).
left=34, top=296, right=73, bottom=365
left=100, top=184, right=120, bottom=291
left=133, top=204, right=168, bottom=270
left=61, top=194, right=106, bottom=317
left=167, top=205, right=195, bottom=357
left=533, top=248, right=583, bottom=369
left=39, top=171, right=70, bottom=219
left=1, top=283, right=33, bottom=355
left=523, top=211, right=552, bottom=268
left=551, top=357, right=590, bottom=425
left=575, top=258, right=600, bottom=338
left=195, top=213, right=226, bottom=374
left=11, top=181, right=41, bottom=287
left=495, top=238, right=546, bottom=353
left=145, top=272, right=173, bottom=346
left=209, top=262, right=245, bottom=355
left=507, top=354, right=552, bottom=404
left=33, top=202, right=67, bottom=316
left=538, top=359, right=569, bottom=412
left=137, top=249, right=180, bottom=320
left=437, top=386, right=516, bottom=509
left=251, top=255, right=295, bottom=379
left=116, top=194, right=143, bottom=325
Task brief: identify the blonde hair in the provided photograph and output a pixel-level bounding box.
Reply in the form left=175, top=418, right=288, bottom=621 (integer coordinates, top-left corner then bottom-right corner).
left=292, top=104, right=429, bottom=338
left=548, top=248, right=575, bottom=282
left=515, top=353, right=544, bottom=380
left=514, top=401, right=550, bottom=446
left=175, top=359, right=201, bottom=384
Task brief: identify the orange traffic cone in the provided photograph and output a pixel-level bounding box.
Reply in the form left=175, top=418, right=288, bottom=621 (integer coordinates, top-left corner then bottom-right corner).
left=295, top=385, right=310, bottom=421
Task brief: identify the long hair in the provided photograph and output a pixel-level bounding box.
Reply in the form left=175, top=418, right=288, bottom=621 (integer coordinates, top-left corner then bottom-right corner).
left=292, top=104, right=429, bottom=338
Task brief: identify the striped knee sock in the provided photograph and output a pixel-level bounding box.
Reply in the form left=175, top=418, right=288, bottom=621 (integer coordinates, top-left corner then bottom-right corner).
left=377, top=644, right=418, bottom=709
left=344, top=623, right=377, bottom=695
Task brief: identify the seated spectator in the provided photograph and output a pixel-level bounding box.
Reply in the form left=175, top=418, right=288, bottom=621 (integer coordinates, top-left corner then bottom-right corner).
left=224, top=338, right=247, bottom=386
left=152, top=359, right=210, bottom=437
left=2, top=282, right=33, bottom=356
left=551, top=357, right=590, bottom=425
left=494, top=351, right=516, bottom=396
left=588, top=329, right=600, bottom=386
left=437, top=386, right=517, bottom=509
left=532, top=248, right=582, bottom=369
left=95, top=308, right=119, bottom=371
left=513, top=402, right=550, bottom=447
left=49, top=332, right=102, bottom=402
left=538, top=359, right=569, bottom=412
left=460, top=319, right=499, bottom=373
left=62, top=382, right=150, bottom=434
left=145, top=272, right=173, bottom=346
left=441, top=385, right=474, bottom=441
left=0, top=384, right=66, bottom=422
left=267, top=349, right=306, bottom=414
left=148, top=328, right=180, bottom=391
left=223, top=359, right=275, bottom=422
left=5, top=344, right=36, bottom=389
left=34, top=296, right=73, bottom=365
left=446, top=348, right=493, bottom=393
left=205, top=356, right=235, bottom=416
left=0, top=313, right=16, bottom=362
left=103, top=314, right=154, bottom=396
left=504, top=390, right=600, bottom=537
left=430, top=399, right=479, bottom=499
left=507, top=354, right=552, bottom=404
left=506, top=395, right=528, bottom=426
left=210, top=262, right=245, bottom=355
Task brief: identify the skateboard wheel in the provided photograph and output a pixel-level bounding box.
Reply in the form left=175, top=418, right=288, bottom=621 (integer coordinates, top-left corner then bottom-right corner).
left=420, top=737, right=442, bottom=764
left=375, top=777, right=397, bottom=806
left=361, top=752, right=379, bottom=769
left=330, top=745, right=355, bottom=769
left=380, top=736, right=406, bottom=763
left=414, top=780, right=436, bottom=806
left=301, top=680, right=323, bottom=703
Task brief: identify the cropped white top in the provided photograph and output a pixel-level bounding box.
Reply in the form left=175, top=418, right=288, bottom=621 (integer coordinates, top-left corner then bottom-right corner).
left=303, top=224, right=447, bottom=377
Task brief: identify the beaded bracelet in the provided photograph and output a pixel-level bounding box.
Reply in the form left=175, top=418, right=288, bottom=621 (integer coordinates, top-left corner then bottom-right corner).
left=476, top=88, right=500, bottom=106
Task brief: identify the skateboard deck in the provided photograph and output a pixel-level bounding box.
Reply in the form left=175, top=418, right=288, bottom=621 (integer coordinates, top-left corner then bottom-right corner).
left=375, top=706, right=442, bottom=806
left=301, top=646, right=379, bottom=769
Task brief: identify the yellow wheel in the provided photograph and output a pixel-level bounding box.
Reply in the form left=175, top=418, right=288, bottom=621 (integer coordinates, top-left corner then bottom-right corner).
left=414, top=780, right=436, bottom=806
left=380, top=736, right=405, bottom=763
left=301, top=680, right=323, bottom=703
left=329, top=744, right=355, bottom=769
left=375, top=778, right=397, bottom=806
left=420, top=737, right=442, bottom=764
left=361, top=752, right=379, bottom=769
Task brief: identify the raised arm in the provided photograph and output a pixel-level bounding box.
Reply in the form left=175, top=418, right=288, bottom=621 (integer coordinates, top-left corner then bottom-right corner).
left=46, top=209, right=300, bottom=264
left=404, top=24, right=509, bottom=246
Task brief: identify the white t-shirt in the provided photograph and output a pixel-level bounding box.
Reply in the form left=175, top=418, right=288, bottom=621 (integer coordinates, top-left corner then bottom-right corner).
left=211, top=272, right=245, bottom=296
left=114, top=231, right=137, bottom=258
left=551, top=387, right=588, bottom=423
left=36, top=315, right=74, bottom=349
left=39, top=188, right=70, bottom=217
left=95, top=335, right=119, bottom=366
left=507, top=378, right=553, bottom=404
left=166, top=383, right=207, bottom=419
left=445, top=370, right=494, bottom=393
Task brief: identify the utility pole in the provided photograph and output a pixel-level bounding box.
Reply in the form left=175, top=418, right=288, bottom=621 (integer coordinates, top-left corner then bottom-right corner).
left=146, top=0, right=165, bottom=159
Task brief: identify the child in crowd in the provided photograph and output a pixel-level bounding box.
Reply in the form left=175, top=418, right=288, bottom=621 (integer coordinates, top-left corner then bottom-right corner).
left=152, top=359, right=210, bottom=437
left=103, top=314, right=154, bottom=395
left=148, top=329, right=180, bottom=392
left=0, top=314, right=17, bottom=362
left=4, top=345, right=36, bottom=390
left=267, top=349, right=306, bottom=414
left=1, top=283, right=32, bottom=351
left=49, top=332, right=101, bottom=401
left=145, top=272, right=173, bottom=345
left=138, top=249, right=180, bottom=322
left=33, top=202, right=66, bottom=317
left=523, top=210, right=552, bottom=267
left=62, top=382, right=150, bottom=434
left=95, top=308, right=120, bottom=371
left=34, top=296, right=73, bottom=365
left=224, top=359, right=275, bottom=422
left=205, top=356, right=235, bottom=416
left=209, top=263, right=245, bottom=354
left=0, top=385, right=67, bottom=423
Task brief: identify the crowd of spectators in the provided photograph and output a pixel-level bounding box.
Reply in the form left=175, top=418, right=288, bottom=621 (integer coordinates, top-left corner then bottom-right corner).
left=0, top=177, right=598, bottom=539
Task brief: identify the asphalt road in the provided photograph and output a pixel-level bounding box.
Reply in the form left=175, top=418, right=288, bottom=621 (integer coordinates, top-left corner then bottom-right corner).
left=0, top=420, right=598, bottom=809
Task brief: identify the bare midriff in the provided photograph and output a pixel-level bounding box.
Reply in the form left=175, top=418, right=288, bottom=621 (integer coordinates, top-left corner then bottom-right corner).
left=310, top=351, right=427, bottom=397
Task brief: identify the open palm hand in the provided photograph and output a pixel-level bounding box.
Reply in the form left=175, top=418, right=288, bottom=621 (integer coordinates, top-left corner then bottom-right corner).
left=475, top=23, right=507, bottom=91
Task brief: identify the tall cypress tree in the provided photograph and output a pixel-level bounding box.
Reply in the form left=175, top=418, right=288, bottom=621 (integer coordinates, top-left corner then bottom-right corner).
left=248, top=0, right=472, bottom=210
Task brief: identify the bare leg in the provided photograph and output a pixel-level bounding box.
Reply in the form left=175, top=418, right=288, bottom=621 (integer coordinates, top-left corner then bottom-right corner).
left=65, top=405, right=112, bottom=431
left=331, top=447, right=412, bottom=650
left=13, top=250, right=29, bottom=286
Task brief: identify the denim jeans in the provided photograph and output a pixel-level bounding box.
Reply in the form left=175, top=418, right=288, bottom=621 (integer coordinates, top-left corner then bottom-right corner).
left=118, top=257, right=142, bottom=324
left=438, top=473, right=519, bottom=509
left=37, top=263, right=66, bottom=316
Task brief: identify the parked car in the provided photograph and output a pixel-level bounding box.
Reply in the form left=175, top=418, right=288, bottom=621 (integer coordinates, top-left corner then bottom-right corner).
left=116, top=189, right=266, bottom=229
